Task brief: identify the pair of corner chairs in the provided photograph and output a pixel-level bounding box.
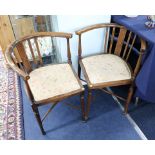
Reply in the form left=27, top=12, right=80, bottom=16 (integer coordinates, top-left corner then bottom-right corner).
left=5, top=23, right=146, bottom=135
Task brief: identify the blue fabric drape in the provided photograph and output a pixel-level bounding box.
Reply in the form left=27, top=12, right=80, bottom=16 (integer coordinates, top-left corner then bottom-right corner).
left=112, top=15, right=155, bottom=103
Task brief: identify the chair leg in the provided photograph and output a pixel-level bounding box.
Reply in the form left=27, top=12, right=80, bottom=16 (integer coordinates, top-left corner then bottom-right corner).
left=31, top=104, right=46, bottom=135
left=135, top=97, right=139, bottom=106
left=80, top=92, right=85, bottom=121
left=78, top=63, right=81, bottom=78
left=85, top=89, right=92, bottom=121
left=124, top=85, right=134, bottom=114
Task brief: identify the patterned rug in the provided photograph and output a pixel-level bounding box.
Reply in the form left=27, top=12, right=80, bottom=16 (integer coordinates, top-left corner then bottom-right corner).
left=0, top=51, right=24, bottom=140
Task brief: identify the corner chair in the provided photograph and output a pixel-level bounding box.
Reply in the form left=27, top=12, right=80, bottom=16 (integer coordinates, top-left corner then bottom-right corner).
left=76, top=23, right=146, bottom=120
left=5, top=32, right=85, bottom=135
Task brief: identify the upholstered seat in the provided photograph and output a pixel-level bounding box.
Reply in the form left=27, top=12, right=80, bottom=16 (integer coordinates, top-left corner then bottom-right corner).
left=28, top=63, right=83, bottom=103
left=81, top=54, right=132, bottom=86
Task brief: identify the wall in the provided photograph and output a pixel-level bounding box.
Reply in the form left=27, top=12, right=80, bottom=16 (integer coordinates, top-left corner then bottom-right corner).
left=52, top=15, right=111, bottom=71
left=0, top=16, right=15, bottom=54
left=10, top=16, right=35, bottom=39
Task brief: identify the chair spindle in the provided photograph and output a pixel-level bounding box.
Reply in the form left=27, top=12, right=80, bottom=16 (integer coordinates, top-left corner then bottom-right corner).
left=122, top=31, right=132, bottom=59
left=16, top=42, right=32, bottom=73
left=34, top=37, right=43, bottom=66
left=114, top=28, right=127, bottom=56
left=126, top=34, right=137, bottom=61
left=109, top=27, right=115, bottom=54
left=104, top=27, right=109, bottom=52
left=28, top=39, right=37, bottom=64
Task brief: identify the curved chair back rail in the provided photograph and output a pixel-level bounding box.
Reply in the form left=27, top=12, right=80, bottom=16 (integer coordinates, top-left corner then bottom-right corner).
left=75, top=23, right=146, bottom=78
left=75, top=23, right=124, bottom=35
left=5, top=32, right=73, bottom=80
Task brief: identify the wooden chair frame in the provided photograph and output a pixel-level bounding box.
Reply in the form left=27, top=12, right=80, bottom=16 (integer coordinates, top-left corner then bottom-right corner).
left=5, top=32, right=85, bottom=135
left=75, top=23, right=146, bottom=120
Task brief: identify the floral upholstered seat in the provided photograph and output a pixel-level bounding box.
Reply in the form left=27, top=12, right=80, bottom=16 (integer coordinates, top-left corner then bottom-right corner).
left=81, top=54, right=132, bottom=87
left=28, top=63, right=84, bottom=103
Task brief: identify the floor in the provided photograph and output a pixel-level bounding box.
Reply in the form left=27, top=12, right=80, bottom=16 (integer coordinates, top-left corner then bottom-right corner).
left=112, top=85, right=155, bottom=140
left=20, top=79, right=143, bottom=140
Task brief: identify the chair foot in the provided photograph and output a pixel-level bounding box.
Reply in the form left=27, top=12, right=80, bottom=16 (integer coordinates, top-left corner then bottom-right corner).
left=82, top=118, right=86, bottom=122
left=84, top=116, right=89, bottom=121
left=31, top=104, right=46, bottom=135
left=124, top=106, right=129, bottom=114
left=123, top=110, right=128, bottom=115
left=42, top=131, right=46, bottom=135
left=81, top=116, right=87, bottom=122
left=135, top=97, right=139, bottom=106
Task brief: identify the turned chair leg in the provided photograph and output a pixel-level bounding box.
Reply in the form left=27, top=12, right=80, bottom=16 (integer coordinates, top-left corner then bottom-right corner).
left=85, top=89, right=92, bottom=121
left=124, top=85, right=134, bottom=114
left=31, top=104, right=46, bottom=135
left=80, top=92, right=86, bottom=121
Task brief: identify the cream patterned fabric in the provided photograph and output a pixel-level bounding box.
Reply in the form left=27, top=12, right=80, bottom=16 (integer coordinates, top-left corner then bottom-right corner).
left=82, top=54, right=131, bottom=85
left=28, top=63, right=82, bottom=102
